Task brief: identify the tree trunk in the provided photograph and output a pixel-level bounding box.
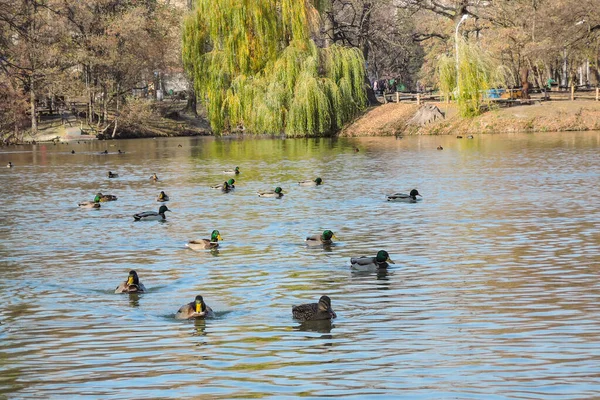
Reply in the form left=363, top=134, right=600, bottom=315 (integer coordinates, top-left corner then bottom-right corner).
left=185, top=84, right=198, bottom=116
left=30, top=78, right=37, bottom=135
left=112, top=82, right=120, bottom=138
left=520, top=67, right=530, bottom=99
left=357, top=2, right=379, bottom=106
left=102, top=83, right=108, bottom=124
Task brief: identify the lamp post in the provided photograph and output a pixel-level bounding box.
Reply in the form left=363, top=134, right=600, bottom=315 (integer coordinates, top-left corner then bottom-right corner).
left=455, top=14, right=469, bottom=99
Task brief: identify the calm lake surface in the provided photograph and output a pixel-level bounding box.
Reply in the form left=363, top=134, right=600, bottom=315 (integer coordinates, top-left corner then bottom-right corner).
left=1, top=132, right=599, bottom=399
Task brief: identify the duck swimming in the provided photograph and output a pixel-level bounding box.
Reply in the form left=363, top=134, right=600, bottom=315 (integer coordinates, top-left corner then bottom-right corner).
left=386, top=189, right=422, bottom=203
left=350, top=250, right=394, bottom=271
left=78, top=200, right=101, bottom=209
left=211, top=179, right=235, bottom=191
left=292, top=296, right=337, bottom=321
left=107, top=171, right=119, bottom=178
left=258, top=187, right=283, bottom=198
left=156, top=191, right=169, bottom=202
left=437, top=145, right=443, bottom=150
left=7, top=162, right=12, bottom=168
left=305, top=230, right=337, bottom=247
left=223, top=166, right=240, bottom=175
left=298, top=177, right=323, bottom=187
left=97, top=192, right=117, bottom=202
left=115, top=270, right=147, bottom=293
left=186, top=230, right=222, bottom=250
left=150, top=173, right=159, bottom=182
left=175, top=295, right=214, bottom=319
left=133, top=205, right=170, bottom=221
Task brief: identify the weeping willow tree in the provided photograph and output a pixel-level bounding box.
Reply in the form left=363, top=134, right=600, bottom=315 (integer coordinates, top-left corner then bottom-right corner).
left=438, top=38, right=506, bottom=117
left=182, top=0, right=366, bottom=136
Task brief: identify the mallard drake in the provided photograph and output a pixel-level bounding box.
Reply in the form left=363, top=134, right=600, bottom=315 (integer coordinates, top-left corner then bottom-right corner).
left=350, top=250, right=394, bottom=271
left=305, top=230, right=337, bottom=246
left=211, top=179, right=235, bottom=191
left=115, top=270, right=147, bottom=293
left=387, top=189, right=422, bottom=203
left=97, top=192, right=117, bottom=202
left=292, top=295, right=337, bottom=321
left=223, top=166, right=240, bottom=175
left=298, top=177, right=323, bottom=187
left=78, top=200, right=100, bottom=208
left=186, top=230, right=222, bottom=250
left=258, top=187, right=283, bottom=198
left=150, top=173, right=159, bottom=182
left=156, top=191, right=169, bottom=202
left=107, top=171, right=119, bottom=178
left=175, top=295, right=215, bottom=319
left=7, top=162, right=12, bottom=168
left=133, top=205, right=170, bottom=221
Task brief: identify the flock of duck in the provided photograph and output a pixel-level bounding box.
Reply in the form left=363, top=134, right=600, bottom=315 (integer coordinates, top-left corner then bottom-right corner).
left=9, top=159, right=422, bottom=322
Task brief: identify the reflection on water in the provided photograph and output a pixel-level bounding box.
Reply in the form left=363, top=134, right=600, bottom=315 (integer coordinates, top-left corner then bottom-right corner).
left=1, top=132, right=600, bottom=398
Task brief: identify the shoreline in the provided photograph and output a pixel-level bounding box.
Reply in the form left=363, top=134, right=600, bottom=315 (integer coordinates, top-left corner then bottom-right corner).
left=8, top=99, right=600, bottom=144
left=340, top=100, right=600, bottom=137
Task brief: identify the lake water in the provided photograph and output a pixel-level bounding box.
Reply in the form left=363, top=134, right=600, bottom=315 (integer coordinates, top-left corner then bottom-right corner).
left=1, top=132, right=599, bottom=399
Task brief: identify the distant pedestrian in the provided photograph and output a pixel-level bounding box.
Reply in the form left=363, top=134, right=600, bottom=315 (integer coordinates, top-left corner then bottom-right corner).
left=60, top=107, right=72, bottom=127
left=373, top=80, right=378, bottom=95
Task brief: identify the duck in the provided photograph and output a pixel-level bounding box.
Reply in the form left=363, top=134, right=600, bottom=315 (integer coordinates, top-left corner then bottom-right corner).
left=100, top=150, right=108, bottom=154
left=71, top=150, right=75, bottom=154
left=437, top=145, right=443, bottom=150
left=456, top=135, right=463, bottom=139
left=350, top=250, right=394, bottom=271
left=97, top=192, right=117, bottom=202
left=156, top=191, right=169, bottom=202
left=467, top=135, right=474, bottom=139
left=211, top=178, right=235, bottom=191
left=107, top=171, right=119, bottom=178
left=305, top=230, right=337, bottom=247
left=115, top=270, right=147, bottom=293
left=386, top=189, right=422, bottom=203
left=133, top=205, right=170, bottom=221
left=6, top=162, right=12, bottom=168
left=118, top=149, right=124, bottom=154
left=298, top=177, right=323, bottom=187
left=78, top=200, right=101, bottom=208
left=258, top=187, right=283, bottom=198
left=292, top=295, right=337, bottom=321
left=175, top=295, right=215, bottom=319
left=150, top=173, right=159, bottom=182
left=186, top=230, right=222, bottom=250
left=223, top=166, right=240, bottom=175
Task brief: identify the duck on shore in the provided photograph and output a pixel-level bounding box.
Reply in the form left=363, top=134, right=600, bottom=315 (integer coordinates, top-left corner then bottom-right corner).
left=175, top=295, right=215, bottom=319
left=292, top=296, right=337, bottom=321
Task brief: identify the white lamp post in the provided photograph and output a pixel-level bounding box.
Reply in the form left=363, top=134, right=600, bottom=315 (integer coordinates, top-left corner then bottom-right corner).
left=455, top=14, right=469, bottom=99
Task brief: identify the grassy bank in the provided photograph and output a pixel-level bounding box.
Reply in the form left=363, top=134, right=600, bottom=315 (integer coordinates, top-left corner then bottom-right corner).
left=340, top=100, right=600, bottom=136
